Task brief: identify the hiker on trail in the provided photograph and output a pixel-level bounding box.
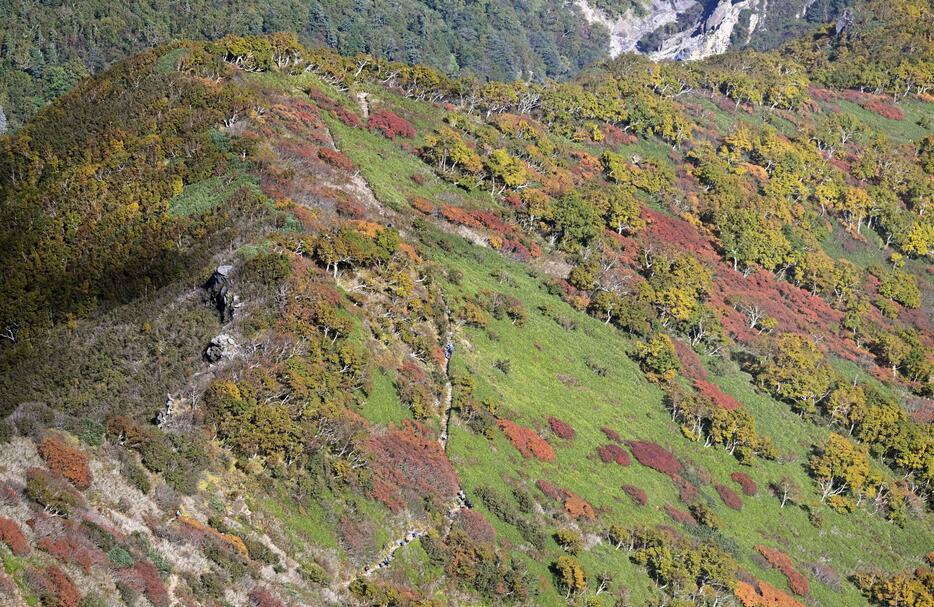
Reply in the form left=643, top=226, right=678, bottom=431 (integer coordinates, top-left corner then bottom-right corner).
left=444, top=342, right=455, bottom=360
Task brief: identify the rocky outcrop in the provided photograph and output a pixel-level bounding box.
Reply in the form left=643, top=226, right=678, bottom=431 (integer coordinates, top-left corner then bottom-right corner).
left=204, top=333, right=239, bottom=363
left=577, top=0, right=770, bottom=60
left=203, top=264, right=239, bottom=322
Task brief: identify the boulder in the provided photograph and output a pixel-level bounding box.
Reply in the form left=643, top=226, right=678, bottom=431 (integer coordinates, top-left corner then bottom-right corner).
left=204, top=333, right=239, bottom=363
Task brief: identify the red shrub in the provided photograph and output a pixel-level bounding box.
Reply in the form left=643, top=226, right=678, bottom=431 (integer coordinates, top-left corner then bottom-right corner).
left=694, top=379, right=742, bottom=411
left=731, top=471, right=758, bottom=496
left=0, top=517, right=29, bottom=556
left=338, top=514, right=375, bottom=561
left=45, top=566, right=80, bottom=607
left=367, top=108, right=415, bottom=139
left=369, top=421, right=459, bottom=512
left=863, top=100, right=904, bottom=120
left=548, top=417, right=575, bottom=440
left=596, top=444, right=631, bottom=466
left=664, top=504, right=696, bottom=526
left=117, top=561, right=169, bottom=607
left=672, top=475, right=699, bottom=503
left=674, top=339, right=708, bottom=381
left=317, top=147, right=357, bottom=172
left=498, top=419, right=555, bottom=461
left=410, top=173, right=426, bottom=185
left=715, top=483, right=743, bottom=510
left=536, top=479, right=567, bottom=502
left=454, top=509, right=496, bottom=544
left=622, top=484, right=647, bottom=506
left=757, top=545, right=810, bottom=596
left=332, top=106, right=363, bottom=128
left=249, top=588, right=285, bottom=607
left=500, top=239, right=533, bottom=262
left=38, top=435, right=92, bottom=490
left=409, top=196, right=435, bottom=214
left=400, top=360, right=426, bottom=383
left=601, top=427, right=622, bottom=443
left=627, top=440, right=682, bottom=476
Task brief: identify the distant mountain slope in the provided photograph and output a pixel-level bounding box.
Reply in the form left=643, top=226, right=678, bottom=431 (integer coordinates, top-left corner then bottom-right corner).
left=577, top=0, right=854, bottom=60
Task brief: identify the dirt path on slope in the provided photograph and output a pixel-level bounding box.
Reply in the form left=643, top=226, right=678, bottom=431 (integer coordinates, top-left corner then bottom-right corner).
left=354, top=300, right=469, bottom=580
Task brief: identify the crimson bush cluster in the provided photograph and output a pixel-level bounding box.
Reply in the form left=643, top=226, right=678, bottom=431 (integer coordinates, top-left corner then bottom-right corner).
left=367, top=108, right=415, bottom=139
left=715, top=483, right=743, bottom=510
left=627, top=440, right=682, bottom=476
left=621, top=484, right=647, bottom=506
left=596, top=444, right=631, bottom=466
left=731, top=471, right=758, bottom=496
left=547, top=416, right=575, bottom=440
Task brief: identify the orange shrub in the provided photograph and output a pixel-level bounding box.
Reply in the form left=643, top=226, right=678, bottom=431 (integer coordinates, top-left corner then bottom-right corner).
left=563, top=493, right=595, bottom=519
left=498, top=420, right=555, bottom=461
left=735, top=579, right=804, bottom=607
left=757, top=545, right=810, bottom=596
left=38, top=434, right=92, bottom=490
left=178, top=515, right=248, bottom=558
left=409, top=196, right=434, bottom=214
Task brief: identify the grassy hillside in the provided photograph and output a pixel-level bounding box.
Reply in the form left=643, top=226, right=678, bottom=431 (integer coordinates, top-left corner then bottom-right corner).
left=0, top=23, right=932, bottom=607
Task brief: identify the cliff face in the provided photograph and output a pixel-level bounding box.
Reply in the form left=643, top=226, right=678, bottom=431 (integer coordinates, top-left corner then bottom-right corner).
left=577, top=0, right=819, bottom=61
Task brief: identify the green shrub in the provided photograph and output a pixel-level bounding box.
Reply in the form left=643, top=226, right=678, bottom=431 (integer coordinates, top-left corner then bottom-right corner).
left=301, top=560, right=328, bottom=585
left=25, top=468, right=82, bottom=516
left=108, top=546, right=134, bottom=568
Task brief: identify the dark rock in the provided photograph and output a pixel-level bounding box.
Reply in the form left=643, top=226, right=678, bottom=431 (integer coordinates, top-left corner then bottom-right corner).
left=203, top=265, right=239, bottom=322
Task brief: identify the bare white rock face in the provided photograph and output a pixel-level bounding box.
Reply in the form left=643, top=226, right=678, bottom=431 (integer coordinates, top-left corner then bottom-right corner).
left=577, top=0, right=772, bottom=61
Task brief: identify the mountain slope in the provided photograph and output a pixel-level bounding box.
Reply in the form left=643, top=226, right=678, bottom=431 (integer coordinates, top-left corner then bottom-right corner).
left=0, top=22, right=932, bottom=607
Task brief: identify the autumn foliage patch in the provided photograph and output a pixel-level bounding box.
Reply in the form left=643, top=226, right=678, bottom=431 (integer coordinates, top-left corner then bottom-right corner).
left=498, top=420, right=555, bottom=461
left=596, top=444, right=631, bottom=466
left=622, top=484, right=647, bottom=506
left=601, top=427, right=622, bottom=443
left=117, top=561, right=169, bottom=607
left=735, top=579, right=804, bottom=607
left=317, top=147, right=357, bottom=172
left=627, top=440, right=681, bottom=476
left=664, top=504, right=696, bottom=526
left=249, top=587, right=286, bottom=607
left=369, top=421, right=460, bottom=512
left=536, top=479, right=567, bottom=502
left=367, top=108, right=415, bottom=139
left=756, top=545, right=810, bottom=596
left=731, top=471, right=758, bottom=496
left=715, top=483, right=743, bottom=510
left=454, top=510, right=496, bottom=544
left=0, top=517, right=29, bottom=556
left=672, top=475, right=699, bottom=504
left=31, top=566, right=81, bottom=607
left=409, top=196, right=435, bottom=214
left=694, top=379, right=742, bottom=411
left=563, top=492, right=595, bottom=519
left=548, top=417, right=575, bottom=440
left=38, top=434, right=92, bottom=490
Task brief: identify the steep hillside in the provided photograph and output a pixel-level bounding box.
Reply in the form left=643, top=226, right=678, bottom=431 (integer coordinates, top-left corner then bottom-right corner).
left=0, top=22, right=932, bottom=607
